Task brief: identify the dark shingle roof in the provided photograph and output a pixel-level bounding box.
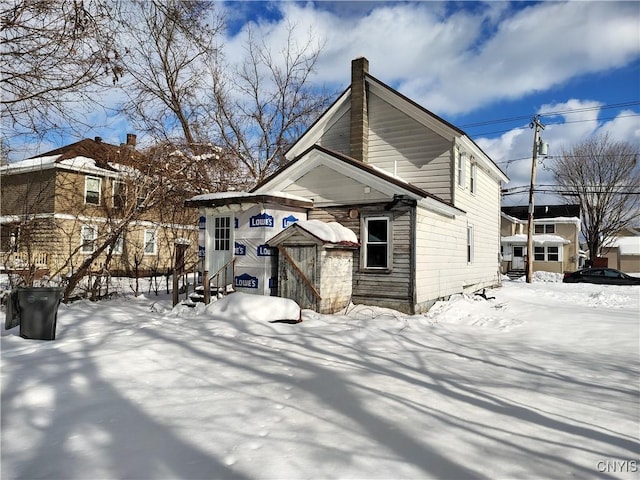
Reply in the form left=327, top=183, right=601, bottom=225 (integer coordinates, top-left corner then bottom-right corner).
left=502, top=204, right=581, bottom=220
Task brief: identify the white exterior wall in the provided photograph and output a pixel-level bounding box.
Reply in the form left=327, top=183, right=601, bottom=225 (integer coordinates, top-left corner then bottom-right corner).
left=280, top=164, right=388, bottom=205
left=366, top=94, right=454, bottom=202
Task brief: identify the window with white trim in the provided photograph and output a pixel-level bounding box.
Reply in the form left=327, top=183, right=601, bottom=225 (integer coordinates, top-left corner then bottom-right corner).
left=111, top=234, right=123, bottom=255
left=467, top=225, right=474, bottom=263
left=534, top=245, right=561, bottom=261
left=144, top=229, right=157, bottom=255
left=470, top=162, right=477, bottom=194
left=81, top=225, right=97, bottom=253
left=214, top=216, right=231, bottom=251
left=457, top=148, right=465, bottom=187
left=534, top=224, right=555, bottom=234
left=113, top=180, right=126, bottom=209
left=363, top=217, right=390, bottom=269
left=85, top=176, right=101, bottom=205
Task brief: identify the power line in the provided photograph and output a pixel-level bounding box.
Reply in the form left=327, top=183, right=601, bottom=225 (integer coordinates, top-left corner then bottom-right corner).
left=459, top=100, right=640, bottom=129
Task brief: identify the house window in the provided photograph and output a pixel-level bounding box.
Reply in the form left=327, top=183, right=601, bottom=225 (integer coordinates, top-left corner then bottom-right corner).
left=467, top=225, right=474, bottom=263
left=81, top=225, right=97, bottom=253
left=85, top=176, right=101, bottom=205
left=457, top=148, right=465, bottom=187
left=111, top=234, right=123, bottom=255
left=534, top=224, right=555, bottom=234
left=144, top=230, right=157, bottom=255
left=214, top=217, right=231, bottom=251
left=363, top=217, right=390, bottom=269
left=533, top=245, right=561, bottom=261
left=113, top=181, right=126, bottom=209
left=470, top=163, right=477, bottom=194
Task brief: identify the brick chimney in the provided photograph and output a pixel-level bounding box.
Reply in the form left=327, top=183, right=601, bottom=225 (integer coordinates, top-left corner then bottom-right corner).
left=349, top=57, right=369, bottom=162
left=126, top=133, right=137, bottom=148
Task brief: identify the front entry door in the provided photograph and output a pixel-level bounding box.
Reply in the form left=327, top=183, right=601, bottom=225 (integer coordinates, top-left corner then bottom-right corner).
left=208, top=215, right=233, bottom=277
left=512, top=246, right=525, bottom=270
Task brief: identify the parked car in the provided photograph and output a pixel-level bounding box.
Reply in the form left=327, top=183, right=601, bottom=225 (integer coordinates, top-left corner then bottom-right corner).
left=563, top=268, right=640, bottom=285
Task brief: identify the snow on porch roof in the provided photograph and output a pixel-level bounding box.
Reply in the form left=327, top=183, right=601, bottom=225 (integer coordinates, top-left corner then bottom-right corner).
left=501, top=233, right=570, bottom=245
left=267, top=220, right=359, bottom=247
left=185, top=191, right=314, bottom=209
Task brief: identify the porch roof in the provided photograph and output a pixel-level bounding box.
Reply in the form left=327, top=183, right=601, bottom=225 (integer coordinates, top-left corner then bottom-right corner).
left=185, top=191, right=313, bottom=210
left=501, top=234, right=570, bottom=245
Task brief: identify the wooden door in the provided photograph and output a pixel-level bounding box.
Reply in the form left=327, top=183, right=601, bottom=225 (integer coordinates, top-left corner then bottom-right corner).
left=279, top=245, right=318, bottom=310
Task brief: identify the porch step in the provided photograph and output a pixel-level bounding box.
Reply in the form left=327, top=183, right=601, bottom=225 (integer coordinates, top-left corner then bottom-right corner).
left=506, top=270, right=526, bottom=279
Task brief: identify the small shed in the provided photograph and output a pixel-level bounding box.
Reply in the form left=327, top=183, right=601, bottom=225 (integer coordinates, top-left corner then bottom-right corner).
left=267, top=220, right=359, bottom=314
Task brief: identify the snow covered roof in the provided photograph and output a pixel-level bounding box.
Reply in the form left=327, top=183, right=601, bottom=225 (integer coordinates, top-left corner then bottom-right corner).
left=501, top=234, right=570, bottom=245
left=501, top=213, right=581, bottom=227
left=603, top=236, right=640, bottom=256
left=186, top=191, right=313, bottom=209
left=268, top=220, right=359, bottom=247
left=294, top=220, right=358, bottom=245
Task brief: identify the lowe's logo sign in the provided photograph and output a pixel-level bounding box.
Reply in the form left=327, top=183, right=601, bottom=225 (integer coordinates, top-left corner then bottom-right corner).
left=198, top=216, right=206, bottom=230
left=235, top=273, right=258, bottom=289
left=249, top=212, right=274, bottom=228
left=282, top=215, right=299, bottom=228
left=257, top=244, right=275, bottom=256
left=234, top=242, right=246, bottom=256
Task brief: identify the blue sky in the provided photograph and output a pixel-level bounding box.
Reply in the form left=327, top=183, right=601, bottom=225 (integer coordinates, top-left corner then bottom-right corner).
left=222, top=0, right=640, bottom=204
left=10, top=0, right=640, bottom=205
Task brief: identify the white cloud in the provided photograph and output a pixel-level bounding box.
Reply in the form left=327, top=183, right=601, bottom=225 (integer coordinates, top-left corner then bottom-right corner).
left=235, top=1, right=639, bottom=116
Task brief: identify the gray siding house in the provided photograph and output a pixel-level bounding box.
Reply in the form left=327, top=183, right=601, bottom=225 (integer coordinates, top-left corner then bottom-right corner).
left=189, top=57, right=509, bottom=314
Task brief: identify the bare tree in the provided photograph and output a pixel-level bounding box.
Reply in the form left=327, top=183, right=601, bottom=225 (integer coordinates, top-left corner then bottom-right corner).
left=551, top=133, right=640, bottom=259
left=117, top=0, right=222, bottom=150
left=1, top=0, right=123, bottom=136
left=211, top=23, right=333, bottom=183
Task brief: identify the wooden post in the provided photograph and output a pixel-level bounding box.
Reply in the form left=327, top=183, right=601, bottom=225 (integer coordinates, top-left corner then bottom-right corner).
left=172, top=272, right=179, bottom=306
left=203, top=270, right=210, bottom=304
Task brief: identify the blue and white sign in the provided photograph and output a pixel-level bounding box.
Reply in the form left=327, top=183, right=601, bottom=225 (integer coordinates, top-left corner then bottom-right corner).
left=198, top=216, right=206, bottom=230
left=235, top=273, right=258, bottom=289
left=282, top=215, right=299, bottom=229
left=234, top=217, right=239, bottom=229
left=198, top=245, right=205, bottom=258
left=249, top=212, right=274, bottom=228
left=257, top=244, right=275, bottom=256
left=234, top=242, right=246, bottom=256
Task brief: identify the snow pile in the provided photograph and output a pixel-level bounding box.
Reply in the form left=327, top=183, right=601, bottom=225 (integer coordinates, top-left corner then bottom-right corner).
left=2, top=281, right=639, bottom=479
left=295, top=220, right=358, bottom=244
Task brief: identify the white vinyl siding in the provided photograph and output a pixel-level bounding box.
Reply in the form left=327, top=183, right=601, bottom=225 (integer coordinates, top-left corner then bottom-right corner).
left=317, top=109, right=351, bottom=155
left=365, top=94, right=453, bottom=202
left=282, top=164, right=388, bottom=205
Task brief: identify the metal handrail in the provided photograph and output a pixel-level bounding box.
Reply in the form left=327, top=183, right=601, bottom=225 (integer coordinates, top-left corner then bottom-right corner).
left=204, top=256, right=236, bottom=304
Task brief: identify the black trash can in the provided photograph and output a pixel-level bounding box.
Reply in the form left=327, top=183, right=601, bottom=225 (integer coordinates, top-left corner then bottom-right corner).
left=16, top=287, right=64, bottom=340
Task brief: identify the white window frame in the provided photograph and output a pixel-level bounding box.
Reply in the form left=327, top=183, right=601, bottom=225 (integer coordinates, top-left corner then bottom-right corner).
left=456, top=147, right=465, bottom=187
left=144, top=229, right=157, bottom=255
left=112, top=180, right=127, bottom=209
left=467, top=225, right=474, bottom=264
left=81, top=225, right=97, bottom=254
left=111, top=234, right=123, bottom=255
left=362, top=216, right=392, bottom=270
left=533, top=245, right=562, bottom=262
left=85, top=176, right=101, bottom=205
left=470, top=162, right=477, bottom=194
left=534, top=223, right=555, bottom=234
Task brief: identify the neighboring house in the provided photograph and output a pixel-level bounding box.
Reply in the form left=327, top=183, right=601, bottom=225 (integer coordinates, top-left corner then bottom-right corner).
left=601, top=227, right=640, bottom=273
left=500, top=204, right=582, bottom=275
left=187, top=57, right=509, bottom=314
left=1, top=135, right=198, bottom=282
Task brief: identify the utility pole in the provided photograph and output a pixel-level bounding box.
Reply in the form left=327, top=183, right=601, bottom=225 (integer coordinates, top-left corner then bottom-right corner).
left=526, top=115, right=545, bottom=283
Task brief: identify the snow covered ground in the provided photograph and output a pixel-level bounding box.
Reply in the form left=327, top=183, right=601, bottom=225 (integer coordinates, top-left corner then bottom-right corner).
left=2, top=274, right=639, bottom=479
